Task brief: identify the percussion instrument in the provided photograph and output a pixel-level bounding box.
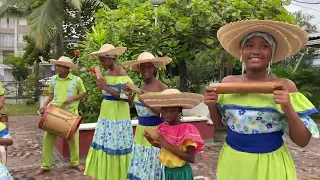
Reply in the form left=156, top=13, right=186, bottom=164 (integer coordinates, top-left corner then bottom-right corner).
left=209, top=81, right=282, bottom=94
left=38, top=104, right=82, bottom=140
left=95, top=66, right=103, bottom=80
left=126, top=83, right=146, bottom=95
left=0, top=146, right=6, bottom=165
left=144, top=127, right=160, bottom=141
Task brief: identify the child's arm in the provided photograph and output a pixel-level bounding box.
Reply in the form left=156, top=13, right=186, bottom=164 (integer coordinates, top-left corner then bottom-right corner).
left=0, top=138, right=12, bottom=146
left=160, top=139, right=196, bottom=163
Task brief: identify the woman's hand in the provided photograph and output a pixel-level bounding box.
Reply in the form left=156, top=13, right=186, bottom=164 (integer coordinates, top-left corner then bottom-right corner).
left=204, top=87, right=218, bottom=107
left=273, top=84, right=292, bottom=111
left=96, top=78, right=107, bottom=90
left=124, top=84, right=133, bottom=97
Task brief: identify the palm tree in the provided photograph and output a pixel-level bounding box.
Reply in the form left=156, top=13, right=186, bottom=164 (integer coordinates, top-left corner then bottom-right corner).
left=0, top=0, right=107, bottom=58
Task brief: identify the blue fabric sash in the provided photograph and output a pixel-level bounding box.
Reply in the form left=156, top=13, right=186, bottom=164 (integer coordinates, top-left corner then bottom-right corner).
left=138, top=116, right=164, bottom=126
left=226, top=128, right=283, bottom=153
left=103, top=95, right=119, bottom=101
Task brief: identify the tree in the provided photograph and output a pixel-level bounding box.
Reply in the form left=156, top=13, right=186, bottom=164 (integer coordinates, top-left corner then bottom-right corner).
left=5, top=54, right=29, bottom=96
left=0, top=0, right=107, bottom=58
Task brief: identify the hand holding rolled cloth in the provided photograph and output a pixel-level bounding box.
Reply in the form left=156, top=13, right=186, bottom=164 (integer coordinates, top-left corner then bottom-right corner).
left=209, top=81, right=282, bottom=94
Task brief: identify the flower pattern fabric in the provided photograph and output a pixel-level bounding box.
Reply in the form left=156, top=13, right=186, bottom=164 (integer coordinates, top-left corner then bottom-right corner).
left=127, top=95, right=163, bottom=180
left=51, top=75, right=77, bottom=110
left=91, top=117, right=133, bottom=155
left=220, top=108, right=319, bottom=138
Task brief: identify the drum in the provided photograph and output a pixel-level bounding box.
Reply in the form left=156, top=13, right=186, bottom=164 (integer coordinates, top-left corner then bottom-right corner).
left=38, top=104, right=82, bottom=140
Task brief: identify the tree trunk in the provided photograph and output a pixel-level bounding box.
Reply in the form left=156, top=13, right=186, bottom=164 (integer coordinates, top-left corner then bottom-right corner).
left=52, top=24, right=64, bottom=59
left=219, top=52, right=226, bottom=81
left=34, top=61, right=40, bottom=102
left=179, top=60, right=188, bottom=92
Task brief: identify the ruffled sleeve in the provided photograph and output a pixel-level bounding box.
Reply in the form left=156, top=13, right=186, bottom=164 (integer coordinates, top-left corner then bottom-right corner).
left=0, top=123, right=11, bottom=139
left=157, top=123, right=204, bottom=154
left=280, top=92, right=319, bottom=138
left=116, top=76, right=134, bottom=100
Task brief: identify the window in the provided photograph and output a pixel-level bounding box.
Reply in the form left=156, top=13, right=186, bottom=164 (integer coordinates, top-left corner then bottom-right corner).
left=17, top=18, right=27, bottom=25
left=0, top=18, right=8, bottom=28
left=8, top=18, right=15, bottom=29
left=0, top=33, right=14, bottom=47
left=18, top=34, right=24, bottom=42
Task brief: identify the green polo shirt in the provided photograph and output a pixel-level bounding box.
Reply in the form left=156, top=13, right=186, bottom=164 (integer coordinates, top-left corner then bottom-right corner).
left=48, top=73, right=86, bottom=115
left=0, top=81, right=4, bottom=96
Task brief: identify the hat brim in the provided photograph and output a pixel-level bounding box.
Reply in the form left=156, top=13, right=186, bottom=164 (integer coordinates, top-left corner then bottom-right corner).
left=217, top=20, right=308, bottom=63
left=140, top=93, right=204, bottom=109
left=89, top=47, right=127, bottom=58
left=50, top=60, right=79, bottom=70
left=122, top=57, right=172, bottom=72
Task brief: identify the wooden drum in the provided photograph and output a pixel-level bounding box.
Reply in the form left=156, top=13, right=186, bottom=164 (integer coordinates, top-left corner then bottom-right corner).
left=38, top=104, right=82, bottom=140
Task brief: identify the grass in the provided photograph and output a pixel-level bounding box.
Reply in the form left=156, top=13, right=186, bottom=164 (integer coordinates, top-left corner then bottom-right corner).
left=2, top=102, right=39, bottom=116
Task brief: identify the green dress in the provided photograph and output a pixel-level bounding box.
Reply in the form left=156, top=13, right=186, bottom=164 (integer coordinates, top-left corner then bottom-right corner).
left=84, top=75, right=134, bottom=180
left=215, top=92, right=319, bottom=180
left=127, top=94, right=163, bottom=180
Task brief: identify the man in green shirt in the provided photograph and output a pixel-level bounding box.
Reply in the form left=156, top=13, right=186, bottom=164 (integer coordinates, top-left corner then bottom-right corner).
left=37, top=56, right=87, bottom=175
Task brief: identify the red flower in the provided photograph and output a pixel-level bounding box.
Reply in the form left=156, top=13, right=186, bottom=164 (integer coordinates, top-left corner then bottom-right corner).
left=74, top=50, right=79, bottom=57
left=89, top=67, right=96, bottom=74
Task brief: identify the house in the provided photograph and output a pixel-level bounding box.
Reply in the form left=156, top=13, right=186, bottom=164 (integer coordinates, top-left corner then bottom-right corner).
left=307, top=33, right=320, bottom=67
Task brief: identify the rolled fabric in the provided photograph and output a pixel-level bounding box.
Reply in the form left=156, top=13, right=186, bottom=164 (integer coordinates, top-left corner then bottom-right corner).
left=126, top=83, right=146, bottom=95
left=209, top=81, right=281, bottom=94
left=94, top=66, right=103, bottom=80
left=144, top=127, right=160, bottom=141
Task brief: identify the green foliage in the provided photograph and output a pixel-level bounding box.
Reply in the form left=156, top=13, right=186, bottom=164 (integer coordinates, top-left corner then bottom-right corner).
left=5, top=54, right=29, bottom=82
left=25, top=74, right=36, bottom=98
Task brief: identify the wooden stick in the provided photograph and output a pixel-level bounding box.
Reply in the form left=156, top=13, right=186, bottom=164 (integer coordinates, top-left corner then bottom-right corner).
left=94, top=66, right=102, bottom=80
left=209, top=81, right=281, bottom=94
left=126, top=83, right=146, bottom=95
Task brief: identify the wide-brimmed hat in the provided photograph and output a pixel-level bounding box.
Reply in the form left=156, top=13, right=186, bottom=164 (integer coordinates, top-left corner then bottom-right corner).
left=89, top=44, right=127, bottom=58
left=217, top=20, right=308, bottom=63
left=122, top=52, right=172, bottom=72
left=49, top=56, right=78, bottom=70
left=140, top=89, right=204, bottom=109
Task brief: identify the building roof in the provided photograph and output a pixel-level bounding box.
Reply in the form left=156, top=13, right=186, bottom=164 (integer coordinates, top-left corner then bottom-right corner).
left=307, top=33, right=320, bottom=47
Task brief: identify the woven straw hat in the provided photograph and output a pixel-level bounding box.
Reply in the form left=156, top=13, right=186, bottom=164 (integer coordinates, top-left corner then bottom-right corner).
left=50, top=56, right=78, bottom=70
left=140, top=89, right=204, bottom=109
left=122, top=52, right=172, bottom=72
left=217, top=20, right=308, bottom=63
left=89, top=44, right=127, bottom=58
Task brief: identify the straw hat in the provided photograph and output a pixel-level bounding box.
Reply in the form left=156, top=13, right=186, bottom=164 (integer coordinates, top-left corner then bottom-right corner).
left=122, top=52, right=172, bottom=72
left=49, top=56, right=78, bottom=70
left=89, top=44, right=127, bottom=58
left=217, top=20, right=308, bottom=63
left=140, top=89, right=204, bottom=109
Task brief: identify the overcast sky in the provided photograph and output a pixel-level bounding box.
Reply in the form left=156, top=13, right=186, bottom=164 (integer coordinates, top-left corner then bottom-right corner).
left=285, top=1, right=320, bottom=32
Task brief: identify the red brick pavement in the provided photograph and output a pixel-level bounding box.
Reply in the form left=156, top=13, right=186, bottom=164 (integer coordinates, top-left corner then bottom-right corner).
left=5, top=116, right=320, bottom=180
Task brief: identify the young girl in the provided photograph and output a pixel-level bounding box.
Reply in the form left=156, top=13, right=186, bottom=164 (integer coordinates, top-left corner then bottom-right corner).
left=205, top=20, right=319, bottom=180
left=141, top=89, right=204, bottom=180
left=0, top=122, right=13, bottom=179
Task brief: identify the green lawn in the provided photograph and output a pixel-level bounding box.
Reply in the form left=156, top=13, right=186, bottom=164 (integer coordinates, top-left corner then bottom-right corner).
left=2, top=102, right=39, bottom=116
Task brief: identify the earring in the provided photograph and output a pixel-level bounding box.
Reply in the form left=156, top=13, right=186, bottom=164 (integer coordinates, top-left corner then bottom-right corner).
left=267, top=61, right=271, bottom=74
left=240, top=53, right=245, bottom=75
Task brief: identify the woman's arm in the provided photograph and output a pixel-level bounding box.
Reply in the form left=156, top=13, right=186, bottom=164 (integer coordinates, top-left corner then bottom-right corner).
left=275, top=79, right=311, bottom=147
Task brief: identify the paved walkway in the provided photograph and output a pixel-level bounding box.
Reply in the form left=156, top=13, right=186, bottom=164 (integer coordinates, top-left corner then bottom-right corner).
left=5, top=116, right=320, bottom=180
